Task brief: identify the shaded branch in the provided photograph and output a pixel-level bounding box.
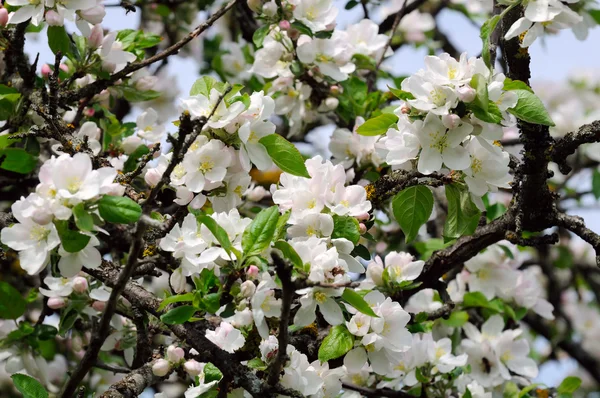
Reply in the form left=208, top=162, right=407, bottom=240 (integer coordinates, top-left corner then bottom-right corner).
left=98, top=359, right=167, bottom=398
left=551, top=120, right=600, bottom=174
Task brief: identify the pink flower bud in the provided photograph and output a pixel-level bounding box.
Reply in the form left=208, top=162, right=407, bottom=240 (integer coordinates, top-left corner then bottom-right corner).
left=152, top=359, right=171, bottom=376
left=240, top=280, right=256, bottom=298
left=92, top=300, right=106, bottom=311
left=45, top=10, right=63, bottom=27
left=48, top=297, right=67, bottom=309
left=183, top=359, right=204, bottom=377
left=88, top=25, right=104, bottom=49
left=59, top=63, right=69, bottom=72
left=246, top=265, right=259, bottom=280
left=279, top=20, right=291, bottom=30
left=72, top=277, right=88, bottom=293
left=83, top=108, right=95, bottom=117
left=400, top=104, right=411, bottom=114
left=359, top=223, right=367, bottom=234
left=79, top=5, right=106, bottom=25
left=41, top=64, right=52, bottom=79
left=166, top=345, right=185, bottom=363
left=356, top=213, right=370, bottom=221
left=0, top=8, right=8, bottom=27
left=330, top=85, right=341, bottom=95
left=457, top=85, right=476, bottom=103
left=442, top=114, right=461, bottom=130
left=145, top=168, right=163, bottom=188
left=323, top=97, right=339, bottom=111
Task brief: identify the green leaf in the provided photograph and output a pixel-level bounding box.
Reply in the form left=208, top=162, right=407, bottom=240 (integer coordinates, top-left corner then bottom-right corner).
left=259, top=134, right=310, bottom=178
left=160, top=305, right=196, bottom=325
left=247, top=357, right=268, bottom=370
left=72, top=203, right=94, bottom=232
left=440, top=311, right=469, bottom=327
left=388, top=86, right=415, bottom=101
left=480, top=15, right=501, bottom=68
left=463, top=292, right=502, bottom=312
left=252, top=25, right=270, bottom=48
left=98, top=195, right=142, bottom=224
left=290, top=21, right=313, bottom=37
left=47, top=26, right=72, bottom=57
left=331, top=215, right=361, bottom=245
left=557, top=376, right=581, bottom=394
left=468, top=100, right=503, bottom=124
left=54, top=220, right=91, bottom=253
left=444, top=184, right=480, bottom=241
left=0, top=134, right=19, bottom=149
left=0, top=148, right=37, bottom=174
left=0, top=281, right=27, bottom=320
left=11, top=374, right=48, bottom=398
left=356, top=113, right=399, bottom=136
left=196, top=214, right=238, bottom=259
left=120, top=87, right=162, bottom=102
left=392, top=186, right=434, bottom=243
left=587, top=9, right=600, bottom=24
left=318, top=325, right=354, bottom=362
left=123, top=145, right=150, bottom=173
left=273, top=240, right=303, bottom=269
left=517, top=384, right=542, bottom=398
left=508, top=90, right=555, bottom=126
left=341, top=288, right=378, bottom=318
left=157, top=293, right=194, bottom=311
left=189, top=76, right=225, bottom=97
left=470, top=74, right=489, bottom=112
left=242, top=206, right=280, bottom=257
left=203, top=363, right=223, bottom=383
left=592, top=169, right=600, bottom=199
left=502, top=78, right=533, bottom=93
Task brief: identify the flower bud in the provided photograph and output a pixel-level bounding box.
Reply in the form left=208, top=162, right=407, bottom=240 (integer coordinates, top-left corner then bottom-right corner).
left=442, top=114, right=461, bottom=130
left=246, top=265, right=259, bottom=280
left=279, top=20, right=291, bottom=30
left=59, top=63, right=69, bottom=73
left=41, top=64, right=52, bottom=79
left=83, top=108, right=95, bottom=117
left=152, top=359, right=171, bottom=376
left=92, top=300, right=106, bottom=311
left=366, top=262, right=384, bottom=286
left=5, top=356, right=24, bottom=373
left=72, top=277, right=88, bottom=293
left=72, top=335, right=83, bottom=352
left=166, top=345, right=185, bottom=363
left=359, top=223, right=367, bottom=234
left=88, top=25, right=104, bottom=49
left=122, top=135, right=143, bottom=154
left=48, top=297, right=67, bottom=310
left=330, top=85, right=341, bottom=95
left=457, top=85, right=476, bottom=103
left=400, top=104, right=411, bottom=114
left=145, top=168, right=163, bottom=188
left=80, top=5, right=106, bottom=25
left=355, top=213, right=369, bottom=221
left=240, top=280, right=256, bottom=298
left=323, top=97, right=339, bottom=111
left=183, top=359, right=204, bottom=377
left=134, top=76, right=158, bottom=91
left=0, top=8, right=9, bottom=27
left=262, top=1, right=277, bottom=17
left=45, top=10, right=63, bottom=26
left=245, top=185, right=268, bottom=202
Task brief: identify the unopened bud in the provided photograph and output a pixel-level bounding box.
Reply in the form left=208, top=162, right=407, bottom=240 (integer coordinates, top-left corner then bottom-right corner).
left=89, top=25, right=104, bottom=49
left=356, top=213, right=369, bottom=221
left=45, top=10, right=63, bottom=26
left=166, top=345, right=185, bottom=363
left=330, top=85, right=341, bottom=95
left=359, top=223, right=367, bottom=234
left=442, top=114, right=461, bottom=130
left=152, top=359, right=171, bottom=376
left=134, top=76, right=158, bottom=91
left=279, top=20, right=291, bottom=30
left=183, top=359, right=204, bottom=376
left=48, top=297, right=67, bottom=309
left=71, top=335, right=83, bottom=352
left=72, top=277, right=88, bottom=293
left=92, top=300, right=106, bottom=311
left=83, top=108, right=95, bottom=117
left=122, top=135, right=143, bottom=154
left=240, top=280, right=256, bottom=298
left=366, top=263, right=384, bottom=286
left=400, top=104, right=410, bottom=114
left=246, top=265, right=259, bottom=280
left=457, top=85, right=476, bottom=103
left=145, top=168, right=163, bottom=188
left=0, top=8, right=8, bottom=27
left=41, top=64, right=52, bottom=79
left=324, top=97, right=339, bottom=111
left=262, top=1, right=277, bottom=17
left=80, top=5, right=106, bottom=25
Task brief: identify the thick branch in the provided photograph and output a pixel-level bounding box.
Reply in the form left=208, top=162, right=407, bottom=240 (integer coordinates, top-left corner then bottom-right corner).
left=99, top=360, right=166, bottom=398
left=555, top=213, right=600, bottom=266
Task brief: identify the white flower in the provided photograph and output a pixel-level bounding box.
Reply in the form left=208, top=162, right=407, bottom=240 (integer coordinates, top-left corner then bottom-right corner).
left=205, top=321, right=245, bottom=353
left=184, top=380, right=219, bottom=398
left=180, top=89, right=245, bottom=129
left=297, top=35, right=356, bottom=81
left=6, top=0, right=44, bottom=25
left=416, top=113, right=472, bottom=174
left=288, top=213, right=334, bottom=238
left=292, top=0, right=338, bottom=32
left=259, top=335, right=279, bottom=363
left=99, top=31, right=137, bottom=73
left=221, top=42, right=252, bottom=80
left=404, top=289, right=443, bottom=313
left=421, top=53, right=474, bottom=86
left=208, top=172, right=251, bottom=212
left=464, top=246, right=518, bottom=300
left=281, top=345, right=324, bottom=395
left=294, top=287, right=344, bottom=327
left=250, top=36, right=293, bottom=79
left=238, top=120, right=275, bottom=171
left=464, top=138, right=512, bottom=205
left=376, top=118, right=421, bottom=168
left=136, top=108, right=165, bottom=143
left=39, top=276, right=74, bottom=298
left=343, top=19, right=391, bottom=58
left=382, top=251, right=424, bottom=284
left=329, top=118, right=383, bottom=168
left=251, top=274, right=282, bottom=338
left=75, top=122, right=102, bottom=155
left=182, top=137, right=232, bottom=193
left=159, top=213, right=206, bottom=262
left=152, top=359, right=171, bottom=376
left=402, top=76, right=458, bottom=116
left=57, top=236, right=102, bottom=277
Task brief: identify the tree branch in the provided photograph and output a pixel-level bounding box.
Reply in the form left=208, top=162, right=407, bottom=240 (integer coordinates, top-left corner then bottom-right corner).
left=551, top=120, right=600, bottom=174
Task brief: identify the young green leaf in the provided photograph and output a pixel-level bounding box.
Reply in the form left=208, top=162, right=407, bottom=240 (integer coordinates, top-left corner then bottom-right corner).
left=356, top=113, right=399, bottom=136
left=508, top=90, right=555, bottom=126
left=157, top=293, right=195, bottom=311
left=203, top=363, right=223, bottom=383
left=318, top=325, right=354, bottom=362
left=388, top=86, right=415, bottom=101
left=47, top=26, right=72, bottom=57
left=196, top=214, right=238, bottom=258
left=242, top=206, right=280, bottom=257
left=123, top=145, right=151, bottom=173
left=11, top=374, right=48, bottom=398
left=593, top=169, right=600, bottom=199
left=502, top=78, right=534, bottom=93
left=341, top=288, right=378, bottom=318
left=98, top=195, right=142, bottom=224
left=480, top=15, right=501, bottom=68
left=470, top=74, right=489, bottom=112
left=557, top=376, right=582, bottom=394
left=331, top=215, right=361, bottom=245
left=392, top=186, right=434, bottom=243
left=72, top=203, right=94, bottom=232
left=160, top=305, right=197, bottom=325
left=54, top=220, right=91, bottom=253
left=440, top=311, right=469, bottom=327
left=444, top=183, right=480, bottom=241
left=0, top=281, right=27, bottom=320
left=259, top=134, right=310, bottom=178
left=252, top=25, right=270, bottom=48
left=273, top=240, right=304, bottom=270
left=0, top=148, right=37, bottom=174
left=189, top=76, right=225, bottom=96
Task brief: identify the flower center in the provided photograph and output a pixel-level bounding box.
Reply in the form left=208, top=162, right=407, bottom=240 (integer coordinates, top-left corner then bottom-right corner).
left=30, top=225, right=50, bottom=242
left=199, top=160, right=214, bottom=173
left=429, top=131, right=449, bottom=153
left=471, top=157, right=483, bottom=174
left=314, top=292, right=327, bottom=304
left=66, top=177, right=83, bottom=194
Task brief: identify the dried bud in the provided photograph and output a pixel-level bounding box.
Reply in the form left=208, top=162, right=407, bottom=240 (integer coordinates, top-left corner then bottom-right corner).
left=152, top=359, right=171, bottom=377
left=48, top=297, right=67, bottom=309
left=72, top=277, right=88, bottom=293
